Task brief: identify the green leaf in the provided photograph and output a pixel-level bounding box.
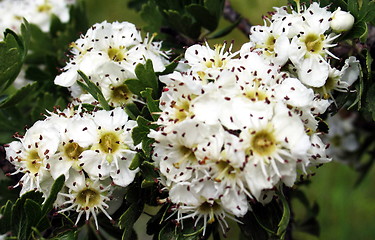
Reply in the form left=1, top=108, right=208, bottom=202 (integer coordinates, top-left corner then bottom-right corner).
left=348, top=21, right=367, bottom=40
left=41, top=175, right=65, bottom=216
left=124, top=102, right=141, bottom=120
left=132, top=116, right=157, bottom=146
left=140, top=0, right=164, bottom=33
left=204, top=0, right=225, bottom=20
left=140, top=161, right=158, bottom=188
left=348, top=0, right=360, bottom=17
left=142, top=136, right=155, bottom=158
left=359, top=1, right=375, bottom=22
left=140, top=88, right=161, bottom=121
left=125, top=78, right=147, bottom=96
left=24, top=199, right=43, bottom=239
left=0, top=200, right=13, bottom=234
left=157, top=55, right=181, bottom=75
left=77, top=70, right=110, bottom=110
left=28, top=24, right=54, bottom=57
left=11, top=191, right=43, bottom=240
left=186, top=4, right=218, bottom=31
left=0, top=30, right=25, bottom=92
left=20, top=19, right=31, bottom=56
left=135, top=60, right=159, bottom=98
left=163, top=10, right=201, bottom=40
left=51, top=230, right=78, bottom=240
left=0, top=82, right=37, bottom=108
left=158, top=219, right=204, bottom=240
left=129, top=153, right=143, bottom=170
left=276, top=190, right=291, bottom=238
left=118, top=202, right=144, bottom=240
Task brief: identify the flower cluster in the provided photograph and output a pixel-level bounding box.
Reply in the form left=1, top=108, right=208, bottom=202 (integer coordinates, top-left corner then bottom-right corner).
left=149, top=3, right=359, bottom=233
left=54, top=21, right=170, bottom=107
left=0, top=0, right=75, bottom=37
left=5, top=106, right=138, bottom=229
left=245, top=2, right=360, bottom=99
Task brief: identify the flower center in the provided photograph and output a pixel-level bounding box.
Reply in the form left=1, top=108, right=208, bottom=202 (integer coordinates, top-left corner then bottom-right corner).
left=243, top=79, right=268, bottom=102
left=172, top=98, right=194, bottom=122
left=110, top=84, right=133, bottom=105
left=264, top=35, right=276, bottom=55
left=99, top=132, right=120, bottom=154
left=245, top=89, right=267, bottom=102
left=205, top=59, right=224, bottom=69
left=173, top=146, right=197, bottom=168
left=37, top=1, right=52, bottom=12
left=25, top=150, right=42, bottom=174
left=198, top=201, right=221, bottom=223
left=251, top=129, right=277, bottom=156
left=108, top=47, right=126, bottom=62
left=214, top=161, right=237, bottom=182
left=76, top=188, right=101, bottom=208
left=205, top=44, right=226, bottom=69
left=304, top=33, right=324, bottom=54
left=199, top=201, right=221, bottom=213
left=64, top=142, right=84, bottom=160
left=313, top=75, right=337, bottom=99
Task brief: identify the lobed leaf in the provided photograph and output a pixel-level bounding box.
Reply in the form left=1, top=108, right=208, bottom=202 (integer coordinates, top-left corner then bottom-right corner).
left=140, top=161, right=158, bottom=188
left=118, top=201, right=144, bottom=240
left=0, top=82, right=37, bottom=109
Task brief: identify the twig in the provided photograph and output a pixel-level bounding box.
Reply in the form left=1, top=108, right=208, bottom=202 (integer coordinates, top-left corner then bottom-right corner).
left=223, top=0, right=252, bottom=37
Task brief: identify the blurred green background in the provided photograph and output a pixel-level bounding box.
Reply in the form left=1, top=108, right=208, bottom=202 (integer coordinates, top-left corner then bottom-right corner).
left=83, top=0, right=375, bottom=239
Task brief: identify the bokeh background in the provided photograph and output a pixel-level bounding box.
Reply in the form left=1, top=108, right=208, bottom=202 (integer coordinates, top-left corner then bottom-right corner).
left=84, top=1, right=375, bottom=239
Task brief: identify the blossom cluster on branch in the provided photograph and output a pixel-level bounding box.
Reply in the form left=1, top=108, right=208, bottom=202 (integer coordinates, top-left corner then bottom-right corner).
left=6, top=106, right=138, bottom=228
left=0, top=0, right=369, bottom=239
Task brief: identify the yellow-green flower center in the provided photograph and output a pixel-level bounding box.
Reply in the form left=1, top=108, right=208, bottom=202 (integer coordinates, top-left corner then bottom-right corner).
left=76, top=188, right=101, bottom=208
left=99, top=132, right=120, bottom=154
left=173, top=146, right=197, bottom=168
left=37, top=3, right=52, bottom=12
left=110, top=84, right=133, bottom=105
left=108, top=47, right=126, bottom=62
left=64, top=142, right=84, bottom=160
left=214, top=161, right=237, bottom=182
left=199, top=201, right=221, bottom=213
left=261, top=35, right=276, bottom=56
left=244, top=79, right=268, bottom=102
left=172, top=97, right=196, bottom=122
left=205, top=44, right=226, bottom=69
left=304, top=33, right=324, bottom=54
left=245, top=89, right=267, bottom=102
left=198, top=201, right=221, bottom=223
left=312, top=75, right=338, bottom=99
left=251, top=129, right=277, bottom=156
left=25, top=150, right=42, bottom=174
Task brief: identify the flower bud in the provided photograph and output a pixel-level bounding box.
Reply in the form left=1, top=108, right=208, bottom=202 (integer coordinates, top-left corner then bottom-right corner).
left=330, top=8, right=355, bottom=32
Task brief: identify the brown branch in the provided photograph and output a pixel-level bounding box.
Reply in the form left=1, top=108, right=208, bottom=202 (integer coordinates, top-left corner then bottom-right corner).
left=223, top=0, right=252, bottom=37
